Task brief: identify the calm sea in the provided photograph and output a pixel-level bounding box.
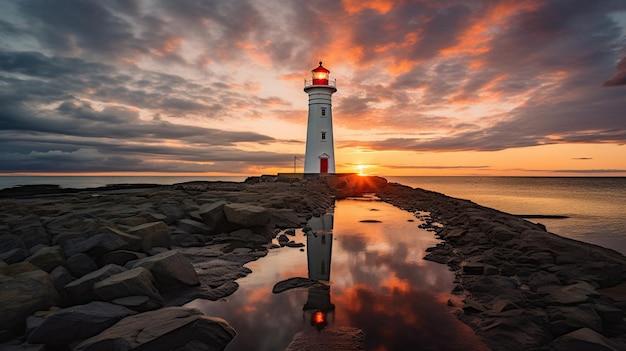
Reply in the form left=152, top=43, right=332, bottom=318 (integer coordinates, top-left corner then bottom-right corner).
left=387, top=177, right=626, bottom=256
left=1, top=176, right=624, bottom=255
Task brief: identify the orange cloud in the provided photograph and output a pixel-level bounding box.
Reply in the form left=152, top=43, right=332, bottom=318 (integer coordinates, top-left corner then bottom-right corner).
left=342, top=0, right=395, bottom=14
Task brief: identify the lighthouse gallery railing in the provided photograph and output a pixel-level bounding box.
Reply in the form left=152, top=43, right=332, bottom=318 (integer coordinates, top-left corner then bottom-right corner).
left=304, top=77, right=337, bottom=88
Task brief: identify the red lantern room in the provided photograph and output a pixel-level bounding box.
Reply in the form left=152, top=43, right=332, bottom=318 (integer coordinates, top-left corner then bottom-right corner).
left=312, top=61, right=330, bottom=85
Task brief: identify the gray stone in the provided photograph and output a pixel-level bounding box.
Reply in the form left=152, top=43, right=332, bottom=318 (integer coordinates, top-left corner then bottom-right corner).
left=25, top=245, right=64, bottom=272
left=64, top=264, right=127, bottom=304
left=552, top=328, right=622, bottom=351
left=278, top=234, right=289, bottom=246
left=94, top=267, right=163, bottom=303
left=64, top=253, right=98, bottom=277
left=548, top=305, right=603, bottom=336
left=127, top=221, right=171, bottom=253
left=0, top=234, right=26, bottom=254
left=0, top=261, right=40, bottom=277
left=73, top=307, right=236, bottom=351
left=198, top=201, right=227, bottom=226
left=7, top=215, right=50, bottom=248
left=0, top=247, right=28, bottom=264
left=194, top=259, right=251, bottom=288
left=177, top=219, right=213, bottom=234
left=62, top=233, right=128, bottom=257
left=273, top=277, right=327, bottom=293
left=539, top=282, right=599, bottom=305
left=159, top=204, right=185, bottom=224
left=50, top=265, right=76, bottom=292
left=101, top=250, right=146, bottom=266
left=224, top=203, right=271, bottom=227
left=28, top=301, right=137, bottom=346
left=125, top=250, right=199, bottom=289
left=0, top=270, right=59, bottom=333
left=228, top=228, right=269, bottom=244
left=112, top=295, right=163, bottom=312
left=101, top=226, right=142, bottom=251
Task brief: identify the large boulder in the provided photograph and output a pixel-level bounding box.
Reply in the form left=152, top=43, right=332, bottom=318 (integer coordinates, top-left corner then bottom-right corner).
left=74, top=307, right=236, bottom=351
left=127, top=222, right=171, bottom=253
left=64, top=264, right=127, bottom=304
left=6, top=215, right=50, bottom=248
left=26, top=245, right=65, bottom=272
left=27, top=301, right=137, bottom=346
left=64, top=253, right=98, bottom=277
left=158, top=204, right=185, bottom=225
left=93, top=267, right=163, bottom=303
left=0, top=247, right=28, bottom=264
left=198, top=201, right=227, bottom=226
left=100, top=226, right=142, bottom=251
left=177, top=218, right=213, bottom=234
left=223, top=203, right=271, bottom=227
left=125, top=250, right=199, bottom=289
left=61, top=233, right=128, bottom=257
left=101, top=250, right=146, bottom=266
left=551, top=327, right=623, bottom=351
left=0, top=270, right=59, bottom=334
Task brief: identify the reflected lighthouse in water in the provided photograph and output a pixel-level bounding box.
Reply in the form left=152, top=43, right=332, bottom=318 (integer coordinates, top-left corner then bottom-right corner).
left=304, top=213, right=335, bottom=330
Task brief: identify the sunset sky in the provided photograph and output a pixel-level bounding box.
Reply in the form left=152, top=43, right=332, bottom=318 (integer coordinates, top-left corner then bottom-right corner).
left=1, top=0, right=625, bottom=176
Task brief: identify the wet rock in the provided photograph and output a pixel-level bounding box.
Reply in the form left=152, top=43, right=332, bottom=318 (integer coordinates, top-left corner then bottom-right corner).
left=286, top=241, right=305, bottom=248
left=112, top=295, right=163, bottom=312
left=273, top=277, right=327, bottom=293
left=0, top=270, right=59, bottom=334
left=224, top=203, right=271, bottom=227
left=73, top=307, right=236, bottom=351
left=278, top=234, right=289, bottom=246
left=27, top=301, right=137, bottom=346
left=194, top=258, right=251, bottom=288
left=94, top=267, right=163, bottom=303
left=125, top=250, right=199, bottom=289
left=268, top=208, right=305, bottom=228
left=127, top=221, right=171, bottom=253
left=284, top=326, right=365, bottom=351
left=228, top=228, right=269, bottom=244
left=64, top=253, right=98, bottom=277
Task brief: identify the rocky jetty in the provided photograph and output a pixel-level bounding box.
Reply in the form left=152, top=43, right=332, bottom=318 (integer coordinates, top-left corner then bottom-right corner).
left=379, top=183, right=626, bottom=351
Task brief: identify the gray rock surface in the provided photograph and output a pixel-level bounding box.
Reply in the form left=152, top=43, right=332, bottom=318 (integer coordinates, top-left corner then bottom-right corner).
left=127, top=221, right=171, bottom=252
left=64, top=264, right=127, bottom=304
left=198, top=200, right=227, bottom=226
left=26, top=245, right=64, bottom=272
left=284, top=326, right=365, bottom=351
left=74, top=307, right=236, bottom=351
left=27, top=301, right=137, bottom=346
left=223, top=203, right=271, bottom=227
left=125, top=250, right=199, bottom=288
left=93, top=267, right=164, bottom=303
left=64, top=253, right=98, bottom=277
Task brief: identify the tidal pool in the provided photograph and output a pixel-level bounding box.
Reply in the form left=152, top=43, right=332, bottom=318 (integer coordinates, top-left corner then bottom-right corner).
left=187, top=198, right=489, bottom=350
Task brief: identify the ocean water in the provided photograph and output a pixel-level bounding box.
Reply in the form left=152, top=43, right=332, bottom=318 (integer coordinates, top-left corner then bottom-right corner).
left=2, top=175, right=624, bottom=255
left=386, top=176, right=626, bottom=256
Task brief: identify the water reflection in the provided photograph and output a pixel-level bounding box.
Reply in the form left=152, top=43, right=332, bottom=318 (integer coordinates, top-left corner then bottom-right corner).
left=303, top=213, right=335, bottom=331
left=187, top=199, right=489, bottom=350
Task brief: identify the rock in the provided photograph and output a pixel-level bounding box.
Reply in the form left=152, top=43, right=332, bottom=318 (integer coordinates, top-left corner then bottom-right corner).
left=177, top=218, right=213, bottom=234
left=64, top=264, right=127, bottom=304
left=0, top=261, right=40, bottom=277
left=0, top=270, right=59, bottom=333
left=101, top=226, right=142, bottom=251
left=547, top=305, right=603, bottom=336
left=27, top=301, right=137, bottom=346
left=538, top=282, right=599, bottom=305
left=93, top=267, right=164, bottom=303
left=0, top=247, right=28, bottom=264
left=115, top=216, right=147, bottom=227
left=284, top=326, right=365, bottom=351
left=278, top=234, right=289, bottom=246
left=127, top=222, right=171, bottom=253
left=223, top=203, right=271, bottom=227
left=61, top=233, right=128, bottom=257
left=286, top=241, right=305, bottom=248
left=551, top=327, right=623, bottom=351
left=228, top=228, right=270, bottom=244
left=194, top=259, right=251, bottom=288
left=64, top=253, right=98, bottom=277
left=73, top=307, right=236, bottom=351
left=112, top=295, right=163, bottom=312
left=125, top=250, right=199, bottom=289
left=7, top=215, right=50, bottom=248
left=159, top=203, right=185, bottom=224
left=50, top=266, right=76, bottom=292
left=198, top=201, right=227, bottom=226
left=268, top=208, right=305, bottom=228
left=25, top=245, right=64, bottom=272
left=273, top=277, right=327, bottom=293
left=101, top=250, right=146, bottom=266
left=462, top=299, right=486, bottom=314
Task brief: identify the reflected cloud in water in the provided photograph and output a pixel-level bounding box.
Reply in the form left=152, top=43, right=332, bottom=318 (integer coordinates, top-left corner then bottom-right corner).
left=188, top=199, right=489, bottom=350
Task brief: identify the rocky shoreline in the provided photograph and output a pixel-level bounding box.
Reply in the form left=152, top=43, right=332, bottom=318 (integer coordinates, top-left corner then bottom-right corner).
left=1, top=175, right=625, bottom=350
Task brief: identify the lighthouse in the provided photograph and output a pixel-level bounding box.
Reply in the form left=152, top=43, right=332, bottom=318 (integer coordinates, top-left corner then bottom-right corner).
left=304, top=62, right=337, bottom=174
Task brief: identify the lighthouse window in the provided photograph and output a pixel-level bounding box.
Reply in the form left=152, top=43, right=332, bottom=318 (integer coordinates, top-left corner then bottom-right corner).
left=321, top=131, right=326, bottom=140
left=321, top=107, right=326, bottom=116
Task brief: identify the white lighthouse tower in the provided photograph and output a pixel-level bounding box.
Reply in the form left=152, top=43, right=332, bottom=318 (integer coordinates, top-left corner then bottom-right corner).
left=304, top=62, right=337, bottom=174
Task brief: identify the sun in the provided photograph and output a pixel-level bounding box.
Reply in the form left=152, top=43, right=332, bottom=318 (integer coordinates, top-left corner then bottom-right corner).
left=355, top=164, right=369, bottom=176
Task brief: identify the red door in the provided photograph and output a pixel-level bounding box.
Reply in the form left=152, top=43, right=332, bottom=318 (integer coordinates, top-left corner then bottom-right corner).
left=320, top=158, right=328, bottom=173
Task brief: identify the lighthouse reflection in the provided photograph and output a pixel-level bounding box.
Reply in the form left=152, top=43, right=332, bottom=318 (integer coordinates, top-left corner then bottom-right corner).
left=303, top=213, right=335, bottom=331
